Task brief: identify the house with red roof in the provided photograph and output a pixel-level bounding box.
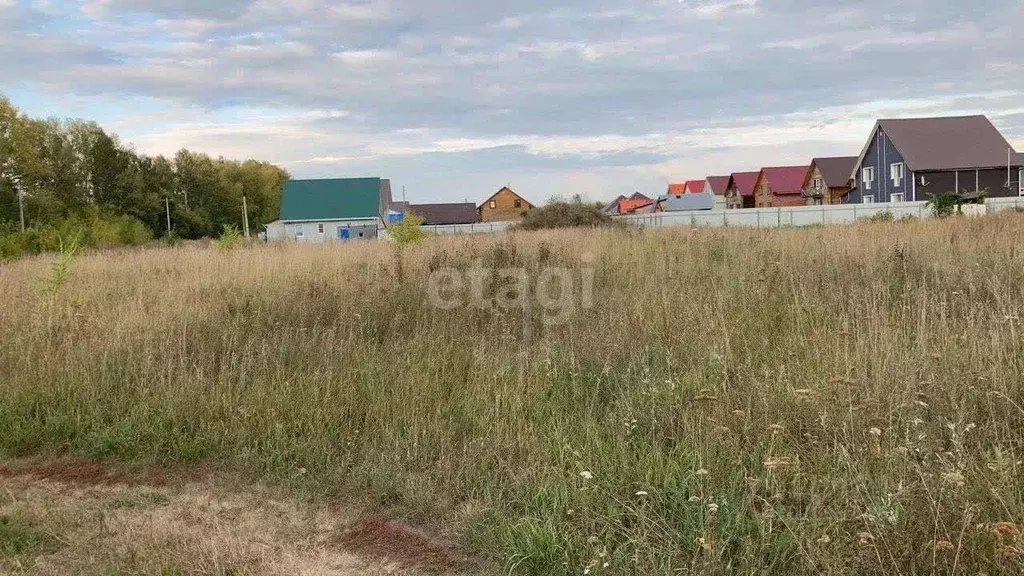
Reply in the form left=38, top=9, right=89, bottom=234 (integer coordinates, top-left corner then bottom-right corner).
left=683, top=180, right=706, bottom=194
left=726, top=171, right=759, bottom=209
left=754, top=165, right=812, bottom=208
left=602, top=192, right=653, bottom=214
left=667, top=183, right=687, bottom=195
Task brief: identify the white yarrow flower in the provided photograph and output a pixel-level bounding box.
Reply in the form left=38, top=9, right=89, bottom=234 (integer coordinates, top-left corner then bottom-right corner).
left=579, top=471, right=593, bottom=480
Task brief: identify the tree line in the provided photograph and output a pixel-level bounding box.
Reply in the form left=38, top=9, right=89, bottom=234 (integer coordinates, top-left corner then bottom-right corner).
left=1, top=95, right=289, bottom=256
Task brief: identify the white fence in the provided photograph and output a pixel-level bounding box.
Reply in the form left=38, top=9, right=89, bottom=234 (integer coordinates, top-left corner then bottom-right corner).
left=422, top=221, right=513, bottom=235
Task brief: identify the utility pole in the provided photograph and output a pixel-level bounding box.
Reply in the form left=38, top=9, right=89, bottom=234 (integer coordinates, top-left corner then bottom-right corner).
left=241, top=194, right=251, bottom=238
left=165, top=197, right=171, bottom=235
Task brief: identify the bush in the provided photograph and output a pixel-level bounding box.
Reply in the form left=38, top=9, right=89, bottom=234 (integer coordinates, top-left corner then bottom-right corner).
left=867, top=210, right=894, bottom=223
left=514, top=199, right=621, bottom=231
left=0, top=213, right=153, bottom=260
left=216, top=224, right=244, bottom=251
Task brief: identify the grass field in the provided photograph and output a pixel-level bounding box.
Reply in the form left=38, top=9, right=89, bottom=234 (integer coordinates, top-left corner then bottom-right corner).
left=2, top=215, right=1024, bottom=574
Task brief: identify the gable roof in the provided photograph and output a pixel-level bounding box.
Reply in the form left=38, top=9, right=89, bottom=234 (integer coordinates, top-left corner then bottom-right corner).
left=810, top=156, right=858, bottom=188
left=280, top=178, right=383, bottom=221
left=729, top=171, right=760, bottom=197
left=854, top=116, right=1021, bottom=174
left=759, top=165, right=811, bottom=195
left=667, top=183, right=687, bottom=195
left=603, top=194, right=628, bottom=213
left=408, top=202, right=479, bottom=225
left=628, top=192, right=651, bottom=201
left=684, top=180, right=706, bottom=193
left=478, top=186, right=534, bottom=209
left=706, top=176, right=730, bottom=195
left=619, top=198, right=654, bottom=213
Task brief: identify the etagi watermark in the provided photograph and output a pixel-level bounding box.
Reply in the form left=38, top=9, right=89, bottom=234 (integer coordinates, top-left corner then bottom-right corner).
left=426, top=259, right=595, bottom=325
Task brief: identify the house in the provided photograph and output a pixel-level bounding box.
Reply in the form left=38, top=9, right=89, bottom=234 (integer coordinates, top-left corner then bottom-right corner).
left=683, top=180, right=706, bottom=194
left=656, top=191, right=715, bottom=212
left=847, top=115, right=1022, bottom=204
left=603, top=192, right=652, bottom=215
left=667, top=183, right=687, bottom=195
left=478, top=186, right=535, bottom=222
left=803, top=157, right=858, bottom=205
left=726, top=171, right=760, bottom=209
left=1019, top=153, right=1024, bottom=195
left=266, top=177, right=392, bottom=241
left=705, top=176, right=730, bottom=210
left=408, top=202, right=479, bottom=225
left=754, top=166, right=811, bottom=208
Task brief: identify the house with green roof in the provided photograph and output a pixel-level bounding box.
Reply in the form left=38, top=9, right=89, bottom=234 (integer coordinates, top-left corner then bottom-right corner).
left=265, top=177, right=393, bottom=241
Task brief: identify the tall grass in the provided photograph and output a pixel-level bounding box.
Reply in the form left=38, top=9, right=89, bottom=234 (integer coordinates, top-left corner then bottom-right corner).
left=2, top=215, right=1024, bottom=574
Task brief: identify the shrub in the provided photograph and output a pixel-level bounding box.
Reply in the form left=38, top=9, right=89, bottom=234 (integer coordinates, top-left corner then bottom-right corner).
left=215, top=224, right=244, bottom=251
left=867, top=210, right=894, bottom=223
left=388, top=211, right=426, bottom=246
left=927, top=193, right=962, bottom=218
left=514, top=199, right=620, bottom=231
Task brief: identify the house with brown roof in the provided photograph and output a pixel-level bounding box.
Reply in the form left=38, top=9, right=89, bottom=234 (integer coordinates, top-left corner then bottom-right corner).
left=408, top=202, right=479, bottom=225
left=705, top=176, right=730, bottom=210
left=754, top=166, right=811, bottom=208
left=726, top=171, right=759, bottom=209
left=847, top=115, right=1021, bottom=204
left=803, top=157, right=857, bottom=205
left=478, top=186, right=535, bottom=222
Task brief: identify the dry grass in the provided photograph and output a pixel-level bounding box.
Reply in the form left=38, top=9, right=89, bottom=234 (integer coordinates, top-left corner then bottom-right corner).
left=2, top=215, right=1024, bottom=574
left=0, top=461, right=440, bottom=575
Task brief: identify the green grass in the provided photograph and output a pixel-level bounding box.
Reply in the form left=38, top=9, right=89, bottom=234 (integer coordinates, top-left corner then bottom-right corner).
left=0, top=514, right=59, bottom=558
left=2, top=216, right=1024, bottom=573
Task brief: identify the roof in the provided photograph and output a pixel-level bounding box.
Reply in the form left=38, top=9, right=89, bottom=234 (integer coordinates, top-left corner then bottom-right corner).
left=280, top=178, right=382, bottom=221
left=479, top=186, right=534, bottom=209
left=684, top=180, right=706, bottom=193
left=602, top=194, right=627, bottom=213
left=667, top=183, right=686, bottom=194
left=729, top=171, right=760, bottom=197
left=408, top=202, right=479, bottom=225
left=619, top=198, right=654, bottom=213
left=759, top=165, right=810, bottom=195
left=658, top=192, right=714, bottom=212
left=706, top=176, right=730, bottom=195
left=856, top=115, right=1021, bottom=174
left=811, top=156, right=858, bottom=188
left=628, top=192, right=651, bottom=201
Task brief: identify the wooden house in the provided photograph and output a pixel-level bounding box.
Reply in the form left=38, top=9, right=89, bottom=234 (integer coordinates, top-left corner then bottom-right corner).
left=478, top=186, right=535, bottom=222
left=802, top=157, right=857, bottom=205
left=754, top=166, right=811, bottom=208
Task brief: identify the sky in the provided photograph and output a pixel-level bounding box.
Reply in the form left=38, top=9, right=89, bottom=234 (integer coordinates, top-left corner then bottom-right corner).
left=1, top=0, right=1022, bottom=204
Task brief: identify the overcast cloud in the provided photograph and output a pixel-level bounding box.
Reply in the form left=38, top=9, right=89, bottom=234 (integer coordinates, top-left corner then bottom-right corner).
left=1, top=0, right=1022, bottom=203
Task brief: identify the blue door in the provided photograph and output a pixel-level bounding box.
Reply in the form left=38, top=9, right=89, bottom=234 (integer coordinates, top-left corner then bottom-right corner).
left=338, top=228, right=350, bottom=240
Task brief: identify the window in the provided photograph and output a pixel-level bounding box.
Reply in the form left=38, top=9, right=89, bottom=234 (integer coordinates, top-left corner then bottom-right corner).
left=890, top=162, right=904, bottom=187
left=489, top=200, right=497, bottom=209
left=813, top=176, right=823, bottom=191
left=293, top=224, right=303, bottom=238
left=862, top=167, right=875, bottom=190
left=862, top=195, right=874, bottom=204
left=891, top=193, right=904, bottom=203
left=514, top=199, right=522, bottom=208
left=1019, top=168, right=1024, bottom=195
left=317, top=223, right=324, bottom=234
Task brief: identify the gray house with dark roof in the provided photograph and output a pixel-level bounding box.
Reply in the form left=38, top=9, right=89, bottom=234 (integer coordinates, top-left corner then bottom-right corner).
left=846, top=116, right=1022, bottom=204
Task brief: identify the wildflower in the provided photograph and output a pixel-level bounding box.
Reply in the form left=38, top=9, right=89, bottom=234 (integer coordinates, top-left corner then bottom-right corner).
left=635, top=491, right=649, bottom=497
left=816, top=534, right=831, bottom=545
left=688, top=496, right=702, bottom=503
left=941, top=471, right=966, bottom=487
left=993, top=522, right=1022, bottom=539
left=869, top=427, right=882, bottom=437
left=707, top=503, right=719, bottom=514
left=580, top=471, right=594, bottom=480
left=695, top=468, right=709, bottom=476
left=602, top=562, right=610, bottom=568
left=934, top=540, right=955, bottom=553
left=297, top=467, right=307, bottom=476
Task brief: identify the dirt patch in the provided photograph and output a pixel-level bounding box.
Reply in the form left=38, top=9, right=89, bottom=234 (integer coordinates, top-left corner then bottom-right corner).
left=336, top=518, right=458, bottom=575
left=0, top=460, right=130, bottom=487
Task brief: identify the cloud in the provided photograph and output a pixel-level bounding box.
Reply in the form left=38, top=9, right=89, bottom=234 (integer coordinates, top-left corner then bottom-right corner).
left=2, top=0, right=1022, bottom=202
